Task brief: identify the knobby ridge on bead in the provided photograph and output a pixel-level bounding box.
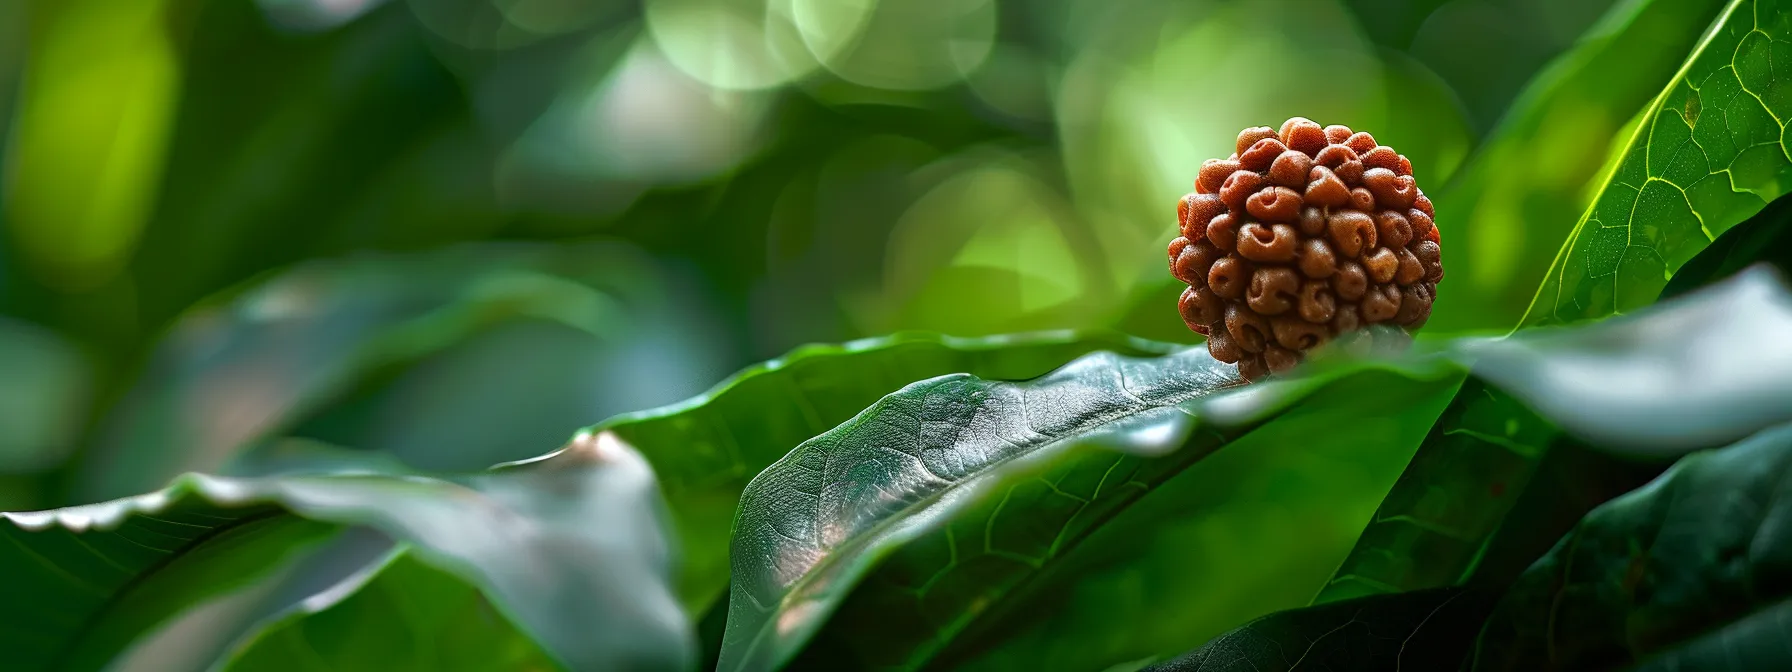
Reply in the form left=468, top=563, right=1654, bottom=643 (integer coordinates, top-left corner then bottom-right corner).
left=1171, top=117, right=1444, bottom=382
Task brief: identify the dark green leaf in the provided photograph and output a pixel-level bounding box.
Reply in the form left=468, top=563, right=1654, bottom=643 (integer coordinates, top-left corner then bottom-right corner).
left=717, top=341, right=1468, bottom=671
left=1472, top=421, right=1792, bottom=671
left=594, top=331, right=1179, bottom=611
left=0, top=432, right=692, bottom=672
left=1144, top=587, right=1497, bottom=672
left=1522, top=0, right=1792, bottom=328
left=1460, top=441, right=1666, bottom=589
left=220, top=550, right=562, bottom=671
left=1427, top=0, right=1729, bottom=332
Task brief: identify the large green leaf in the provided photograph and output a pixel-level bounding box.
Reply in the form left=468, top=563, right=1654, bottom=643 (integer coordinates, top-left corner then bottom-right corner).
left=591, top=331, right=1177, bottom=611
left=1425, top=0, right=1729, bottom=332
left=1472, top=420, right=1792, bottom=671
left=0, top=432, right=692, bottom=672
left=1522, top=0, right=1792, bottom=328
left=220, top=550, right=562, bottom=671
left=716, top=337, right=1470, bottom=671
left=1321, top=263, right=1792, bottom=602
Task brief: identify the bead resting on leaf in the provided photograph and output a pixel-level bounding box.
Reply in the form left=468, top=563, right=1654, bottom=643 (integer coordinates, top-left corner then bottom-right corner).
left=1171, top=118, right=1444, bottom=382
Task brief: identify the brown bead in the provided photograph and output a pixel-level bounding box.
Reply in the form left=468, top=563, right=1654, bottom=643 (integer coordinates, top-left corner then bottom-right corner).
left=1397, top=155, right=1413, bottom=177
left=1219, top=171, right=1264, bottom=212
left=1225, top=303, right=1272, bottom=354
left=1396, top=282, right=1435, bottom=326
left=1237, top=222, right=1298, bottom=262
left=1348, top=187, right=1375, bottom=211
left=1297, top=280, right=1336, bottom=323
left=1236, top=127, right=1278, bottom=156
left=1196, top=159, right=1241, bottom=194
left=1237, top=354, right=1269, bottom=382
left=1414, top=240, right=1443, bottom=283
left=1394, top=246, right=1424, bottom=285
left=1296, top=206, right=1325, bottom=238
left=1373, top=210, right=1412, bottom=248
left=1245, top=186, right=1303, bottom=223
left=1208, top=256, right=1251, bottom=299
left=1263, top=344, right=1301, bottom=373
left=1246, top=266, right=1300, bottom=315
left=1269, top=151, right=1314, bottom=188
left=1180, top=193, right=1227, bottom=240
left=1304, top=166, right=1350, bottom=207
left=1207, top=212, right=1239, bottom=252
left=1362, top=146, right=1401, bottom=172
left=1240, top=138, right=1288, bottom=172
left=1296, top=237, right=1337, bottom=279
left=1178, top=286, right=1206, bottom=334
left=1173, top=238, right=1223, bottom=285
left=1362, top=247, right=1399, bottom=284
left=1362, top=168, right=1417, bottom=209
left=1313, top=144, right=1358, bottom=168
left=1168, top=237, right=1189, bottom=281
left=1279, top=117, right=1328, bottom=156
left=1180, top=284, right=1226, bottom=330
left=1326, top=210, right=1377, bottom=258
left=1207, top=328, right=1241, bottom=364
left=1272, top=316, right=1328, bottom=351
left=1361, top=284, right=1401, bottom=323
left=1345, top=132, right=1377, bottom=154
left=1407, top=207, right=1435, bottom=241
left=1332, top=304, right=1361, bottom=334
left=1335, top=159, right=1365, bottom=185
left=1333, top=260, right=1368, bottom=300
left=1414, top=193, right=1435, bottom=218
left=1323, top=125, right=1353, bottom=145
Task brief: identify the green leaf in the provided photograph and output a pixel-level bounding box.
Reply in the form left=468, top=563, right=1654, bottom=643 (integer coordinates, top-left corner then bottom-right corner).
left=1472, top=420, right=1792, bottom=671
left=1659, top=186, right=1792, bottom=299
left=0, top=432, right=693, bottom=672
left=593, top=331, right=1178, bottom=611
left=716, top=339, right=1468, bottom=671
left=221, top=550, right=562, bottom=672
left=1522, top=0, right=1792, bottom=328
left=1322, top=265, right=1792, bottom=601
left=1427, top=0, right=1730, bottom=332
left=1144, top=587, right=1497, bottom=672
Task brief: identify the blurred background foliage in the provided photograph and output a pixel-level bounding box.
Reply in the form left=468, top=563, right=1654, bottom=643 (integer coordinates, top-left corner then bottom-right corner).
left=0, top=0, right=1723, bottom=511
